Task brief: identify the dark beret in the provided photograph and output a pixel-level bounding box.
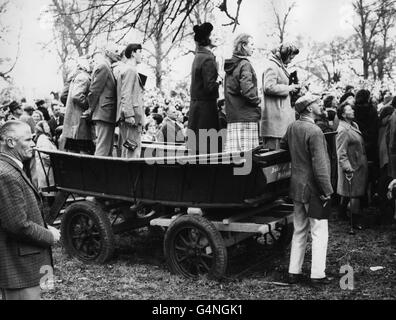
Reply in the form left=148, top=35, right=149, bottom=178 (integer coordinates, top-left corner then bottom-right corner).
left=194, top=22, right=213, bottom=43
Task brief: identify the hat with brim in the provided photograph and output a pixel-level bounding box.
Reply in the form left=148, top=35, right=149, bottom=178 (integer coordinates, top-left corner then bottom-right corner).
left=23, top=105, right=35, bottom=112
left=295, top=95, right=320, bottom=114
left=8, top=101, right=22, bottom=113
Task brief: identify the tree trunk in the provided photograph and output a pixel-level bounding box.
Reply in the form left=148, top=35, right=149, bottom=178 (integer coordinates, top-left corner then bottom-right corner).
left=363, top=49, right=369, bottom=79
left=155, top=33, right=163, bottom=90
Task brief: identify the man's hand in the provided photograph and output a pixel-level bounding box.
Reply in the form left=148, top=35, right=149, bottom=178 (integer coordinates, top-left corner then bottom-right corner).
left=48, top=226, right=61, bottom=243
left=320, top=194, right=331, bottom=207
left=387, top=179, right=396, bottom=200
left=124, top=116, right=136, bottom=126
left=320, top=195, right=331, bottom=201
left=345, top=167, right=355, bottom=174
left=82, top=108, right=93, bottom=121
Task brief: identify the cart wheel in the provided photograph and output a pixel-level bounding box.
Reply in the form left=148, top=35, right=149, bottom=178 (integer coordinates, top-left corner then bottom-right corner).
left=61, top=201, right=115, bottom=264
left=164, top=215, right=227, bottom=280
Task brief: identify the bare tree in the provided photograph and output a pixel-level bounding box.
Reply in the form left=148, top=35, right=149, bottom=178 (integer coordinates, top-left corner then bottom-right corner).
left=300, top=37, right=352, bottom=85
left=134, top=0, right=215, bottom=89
left=46, top=0, right=244, bottom=86
left=353, top=0, right=383, bottom=79
left=375, top=0, right=396, bottom=79
left=271, top=0, right=296, bottom=44
left=0, top=1, right=21, bottom=81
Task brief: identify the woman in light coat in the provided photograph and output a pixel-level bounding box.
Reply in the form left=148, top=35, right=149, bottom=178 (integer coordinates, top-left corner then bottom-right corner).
left=336, top=103, right=368, bottom=229
left=59, top=57, right=94, bottom=153
left=261, top=43, right=300, bottom=150
left=34, top=120, right=57, bottom=205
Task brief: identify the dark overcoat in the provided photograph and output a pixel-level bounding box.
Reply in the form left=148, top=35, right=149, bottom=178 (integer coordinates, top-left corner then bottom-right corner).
left=187, top=46, right=219, bottom=154
left=0, top=155, right=54, bottom=289
left=281, top=117, right=333, bottom=219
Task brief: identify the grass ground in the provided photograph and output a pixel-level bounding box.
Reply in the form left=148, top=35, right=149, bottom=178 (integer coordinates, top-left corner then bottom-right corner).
left=41, top=209, right=396, bottom=300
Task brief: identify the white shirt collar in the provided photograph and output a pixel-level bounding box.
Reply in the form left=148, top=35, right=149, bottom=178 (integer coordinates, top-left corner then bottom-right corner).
left=1, top=153, right=23, bottom=169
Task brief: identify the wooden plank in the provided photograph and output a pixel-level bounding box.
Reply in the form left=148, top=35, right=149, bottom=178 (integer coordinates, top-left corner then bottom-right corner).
left=222, top=203, right=278, bottom=225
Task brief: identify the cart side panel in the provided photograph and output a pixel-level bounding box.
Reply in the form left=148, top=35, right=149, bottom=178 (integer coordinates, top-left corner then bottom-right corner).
left=52, top=153, right=84, bottom=191
left=80, top=158, right=107, bottom=194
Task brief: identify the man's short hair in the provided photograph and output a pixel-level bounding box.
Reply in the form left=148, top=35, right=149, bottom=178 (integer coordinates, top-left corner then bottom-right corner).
left=0, top=120, right=28, bottom=143
left=125, top=44, right=142, bottom=59
left=323, top=95, right=335, bottom=109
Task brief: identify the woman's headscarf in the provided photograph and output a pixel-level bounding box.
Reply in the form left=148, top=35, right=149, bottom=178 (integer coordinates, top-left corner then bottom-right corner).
left=271, top=43, right=299, bottom=64
left=76, top=56, right=92, bottom=73
left=34, top=120, right=52, bottom=143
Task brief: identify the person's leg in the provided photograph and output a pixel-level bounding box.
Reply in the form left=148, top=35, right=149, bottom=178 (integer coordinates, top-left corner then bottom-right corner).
left=309, top=218, right=329, bottom=279
left=350, top=197, right=364, bottom=229
left=263, top=137, right=281, bottom=151
left=94, top=121, right=115, bottom=157
left=288, top=201, right=310, bottom=275
left=129, top=125, right=142, bottom=159
left=338, top=196, right=349, bottom=221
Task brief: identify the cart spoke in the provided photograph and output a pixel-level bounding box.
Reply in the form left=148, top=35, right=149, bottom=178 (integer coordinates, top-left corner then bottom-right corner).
left=178, top=234, right=191, bottom=247
left=200, top=252, right=213, bottom=260
left=198, top=258, right=211, bottom=272
left=74, top=239, right=83, bottom=250
left=175, top=245, right=189, bottom=252
left=176, top=254, right=189, bottom=264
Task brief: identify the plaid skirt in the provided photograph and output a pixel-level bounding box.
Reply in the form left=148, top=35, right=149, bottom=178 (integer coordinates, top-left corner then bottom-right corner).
left=225, top=122, right=259, bottom=153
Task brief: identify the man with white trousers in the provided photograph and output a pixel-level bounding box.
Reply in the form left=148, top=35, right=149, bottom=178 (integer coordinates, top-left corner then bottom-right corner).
left=280, top=94, right=333, bottom=286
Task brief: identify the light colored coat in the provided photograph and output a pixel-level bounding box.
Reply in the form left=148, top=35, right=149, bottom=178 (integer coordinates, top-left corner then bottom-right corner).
left=35, top=134, right=57, bottom=196
left=336, top=120, right=368, bottom=197
left=59, top=70, right=92, bottom=150
left=261, top=57, right=295, bottom=138
left=113, top=61, right=145, bottom=126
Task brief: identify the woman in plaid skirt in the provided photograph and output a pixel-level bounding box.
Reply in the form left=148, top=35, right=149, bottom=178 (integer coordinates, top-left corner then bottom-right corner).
left=224, top=34, right=262, bottom=153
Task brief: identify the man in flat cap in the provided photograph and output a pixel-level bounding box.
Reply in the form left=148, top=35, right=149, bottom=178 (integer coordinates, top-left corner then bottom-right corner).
left=85, top=43, right=122, bottom=157
left=6, top=101, right=23, bottom=121
left=280, top=94, right=333, bottom=286
left=113, top=43, right=146, bottom=158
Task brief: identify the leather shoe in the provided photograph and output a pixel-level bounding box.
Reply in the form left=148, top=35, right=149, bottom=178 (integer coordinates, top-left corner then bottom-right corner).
left=310, top=277, right=333, bottom=286
left=287, top=273, right=303, bottom=284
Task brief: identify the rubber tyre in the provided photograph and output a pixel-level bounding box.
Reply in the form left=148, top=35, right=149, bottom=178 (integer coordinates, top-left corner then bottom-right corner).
left=164, top=215, right=227, bottom=280
left=61, top=201, right=115, bottom=264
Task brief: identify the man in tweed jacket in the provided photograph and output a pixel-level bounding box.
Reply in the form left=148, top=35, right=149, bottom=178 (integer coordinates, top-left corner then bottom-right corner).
left=0, top=121, right=60, bottom=300
left=281, top=95, right=333, bottom=286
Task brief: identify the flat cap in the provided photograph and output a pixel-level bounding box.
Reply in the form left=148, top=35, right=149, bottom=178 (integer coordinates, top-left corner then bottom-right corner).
left=295, top=94, right=320, bottom=114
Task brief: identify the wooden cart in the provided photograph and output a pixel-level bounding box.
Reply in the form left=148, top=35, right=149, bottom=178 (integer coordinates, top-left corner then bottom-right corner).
left=37, top=144, right=293, bottom=279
